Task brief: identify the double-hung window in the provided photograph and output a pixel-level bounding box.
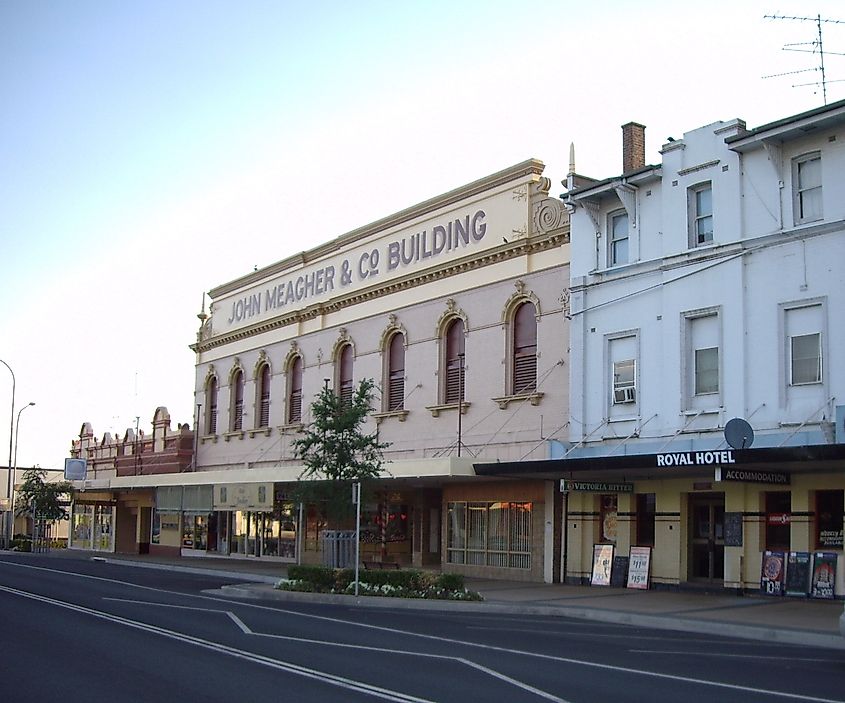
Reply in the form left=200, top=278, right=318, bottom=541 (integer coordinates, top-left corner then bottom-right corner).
left=205, top=377, right=218, bottom=435
left=287, top=356, right=303, bottom=424
left=231, top=369, right=244, bottom=431
left=683, top=310, right=721, bottom=409
left=338, top=344, right=354, bottom=407
left=257, top=364, right=271, bottom=428
left=689, top=182, right=713, bottom=246
left=444, top=319, right=465, bottom=405
left=608, top=211, right=629, bottom=266
left=784, top=302, right=824, bottom=387
left=386, top=333, right=405, bottom=411
left=793, top=153, right=822, bottom=224
left=512, top=302, right=537, bottom=395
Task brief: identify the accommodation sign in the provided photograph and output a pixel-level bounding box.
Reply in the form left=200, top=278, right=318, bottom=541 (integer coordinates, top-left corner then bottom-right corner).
left=561, top=480, right=634, bottom=493
left=223, top=209, right=489, bottom=328
left=715, top=468, right=790, bottom=485
left=656, top=450, right=735, bottom=467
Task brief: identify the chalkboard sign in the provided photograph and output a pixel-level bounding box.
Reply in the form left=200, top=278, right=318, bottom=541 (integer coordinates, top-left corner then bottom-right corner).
left=723, top=512, right=743, bottom=547
left=785, top=551, right=811, bottom=597
left=610, top=556, right=629, bottom=588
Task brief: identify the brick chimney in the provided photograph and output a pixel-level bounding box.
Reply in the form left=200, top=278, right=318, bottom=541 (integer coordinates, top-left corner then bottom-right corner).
left=622, top=122, right=646, bottom=174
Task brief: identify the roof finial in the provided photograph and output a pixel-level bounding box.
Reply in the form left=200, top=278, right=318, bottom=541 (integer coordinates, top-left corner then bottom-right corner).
left=568, top=142, right=576, bottom=176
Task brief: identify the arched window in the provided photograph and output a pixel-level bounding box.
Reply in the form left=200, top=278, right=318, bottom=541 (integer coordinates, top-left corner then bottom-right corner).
left=205, top=377, right=218, bottom=435
left=287, top=356, right=303, bottom=424
left=444, top=319, right=465, bottom=405
left=387, top=333, right=405, bottom=411
left=512, top=302, right=537, bottom=394
left=338, top=344, right=353, bottom=407
left=231, top=369, right=244, bottom=431
left=257, top=364, right=271, bottom=428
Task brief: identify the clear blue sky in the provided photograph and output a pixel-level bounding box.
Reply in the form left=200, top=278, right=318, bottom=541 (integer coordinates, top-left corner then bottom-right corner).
left=1, top=0, right=843, bottom=471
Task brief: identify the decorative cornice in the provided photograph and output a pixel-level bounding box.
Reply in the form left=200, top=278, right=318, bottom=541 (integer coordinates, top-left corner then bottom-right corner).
left=193, top=228, right=569, bottom=353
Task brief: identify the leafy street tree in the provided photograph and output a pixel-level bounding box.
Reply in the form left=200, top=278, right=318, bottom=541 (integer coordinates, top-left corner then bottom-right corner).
left=17, top=467, right=73, bottom=524
left=292, top=377, right=389, bottom=526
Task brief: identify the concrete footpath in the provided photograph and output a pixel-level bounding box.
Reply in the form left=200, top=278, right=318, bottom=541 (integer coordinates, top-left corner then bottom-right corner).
left=14, top=550, right=845, bottom=651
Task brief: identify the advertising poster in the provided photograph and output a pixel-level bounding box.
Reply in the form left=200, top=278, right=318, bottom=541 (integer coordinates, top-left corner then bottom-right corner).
left=591, top=544, right=614, bottom=586
left=810, top=552, right=837, bottom=600
left=760, top=551, right=785, bottom=596
left=627, top=546, right=652, bottom=590
left=785, top=552, right=811, bottom=597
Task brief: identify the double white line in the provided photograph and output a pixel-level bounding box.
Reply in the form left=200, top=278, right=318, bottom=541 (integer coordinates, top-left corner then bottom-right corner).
left=0, top=584, right=432, bottom=702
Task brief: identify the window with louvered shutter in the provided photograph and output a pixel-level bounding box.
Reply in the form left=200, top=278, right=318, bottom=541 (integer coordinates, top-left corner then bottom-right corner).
left=444, top=319, right=465, bottom=404
left=206, top=378, right=218, bottom=434
left=339, top=344, right=353, bottom=408
left=512, top=302, right=537, bottom=394
left=387, top=333, right=405, bottom=411
left=232, top=370, right=244, bottom=430
left=258, top=364, right=270, bottom=427
left=288, top=357, right=302, bottom=423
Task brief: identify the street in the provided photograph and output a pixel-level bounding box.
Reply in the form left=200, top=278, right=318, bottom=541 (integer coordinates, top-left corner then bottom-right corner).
left=1, top=553, right=844, bottom=702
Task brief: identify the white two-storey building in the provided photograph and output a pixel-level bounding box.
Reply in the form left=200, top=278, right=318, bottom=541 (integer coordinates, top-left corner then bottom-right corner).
left=479, top=101, right=845, bottom=593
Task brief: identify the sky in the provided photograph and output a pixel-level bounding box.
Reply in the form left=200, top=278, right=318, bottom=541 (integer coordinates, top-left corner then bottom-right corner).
left=1, top=0, right=844, bottom=474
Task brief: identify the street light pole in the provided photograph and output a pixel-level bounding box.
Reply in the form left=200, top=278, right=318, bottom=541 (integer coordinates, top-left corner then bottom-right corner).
left=0, top=359, right=15, bottom=550
left=11, top=402, right=35, bottom=544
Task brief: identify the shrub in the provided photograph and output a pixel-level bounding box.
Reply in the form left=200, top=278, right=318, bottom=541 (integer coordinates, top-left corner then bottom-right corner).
left=287, top=565, right=336, bottom=591
left=433, top=573, right=465, bottom=591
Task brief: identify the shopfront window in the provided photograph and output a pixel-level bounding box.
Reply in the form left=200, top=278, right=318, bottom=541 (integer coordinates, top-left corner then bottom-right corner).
left=182, top=513, right=209, bottom=550
left=816, top=490, right=843, bottom=549
left=765, top=491, right=791, bottom=551
left=93, top=504, right=115, bottom=552
left=70, top=504, right=94, bottom=549
left=447, top=501, right=531, bottom=569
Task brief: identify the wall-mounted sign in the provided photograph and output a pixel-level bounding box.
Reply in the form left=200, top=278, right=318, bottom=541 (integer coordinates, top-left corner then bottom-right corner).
left=561, top=480, right=634, bottom=493
left=656, top=450, right=735, bottom=467
left=214, top=483, right=274, bottom=510
left=64, top=458, right=88, bottom=481
left=715, top=468, right=790, bottom=485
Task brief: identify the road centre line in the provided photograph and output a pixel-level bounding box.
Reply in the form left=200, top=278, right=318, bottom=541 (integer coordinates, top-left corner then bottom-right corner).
left=0, top=584, right=432, bottom=703
left=105, top=597, right=570, bottom=703
left=630, top=649, right=843, bottom=663
left=2, top=559, right=842, bottom=703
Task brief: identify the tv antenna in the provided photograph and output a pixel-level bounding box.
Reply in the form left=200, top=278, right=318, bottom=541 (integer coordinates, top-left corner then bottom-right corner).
left=763, top=14, right=845, bottom=104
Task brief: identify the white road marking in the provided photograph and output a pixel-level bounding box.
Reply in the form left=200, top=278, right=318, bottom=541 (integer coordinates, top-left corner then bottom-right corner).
left=0, top=584, right=432, bottom=703
left=2, top=559, right=842, bottom=703
left=105, top=596, right=571, bottom=703
left=630, top=649, right=843, bottom=663
left=468, top=626, right=724, bottom=642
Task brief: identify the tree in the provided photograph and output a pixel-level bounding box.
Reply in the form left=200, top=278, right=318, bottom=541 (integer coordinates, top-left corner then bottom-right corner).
left=16, top=467, right=72, bottom=524
left=292, top=378, right=389, bottom=526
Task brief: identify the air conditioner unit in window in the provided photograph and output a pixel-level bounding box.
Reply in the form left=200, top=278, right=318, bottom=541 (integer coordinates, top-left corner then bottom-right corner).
left=613, top=386, right=636, bottom=404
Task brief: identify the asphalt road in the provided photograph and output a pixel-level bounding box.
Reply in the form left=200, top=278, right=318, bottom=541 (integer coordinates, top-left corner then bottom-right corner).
left=1, top=553, right=844, bottom=702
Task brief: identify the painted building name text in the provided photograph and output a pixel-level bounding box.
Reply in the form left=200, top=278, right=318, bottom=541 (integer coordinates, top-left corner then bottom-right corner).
left=226, top=209, right=488, bottom=325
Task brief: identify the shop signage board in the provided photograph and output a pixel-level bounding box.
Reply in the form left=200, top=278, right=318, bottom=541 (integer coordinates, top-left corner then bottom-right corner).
left=810, top=552, right=838, bottom=600
left=64, top=458, right=88, bottom=481
left=715, top=468, right=790, bottom=485
left=591, top=544, right=614, bottom=586
left=627, top=546, right=651, bottom=590
left=785, top=551, right=811, bottom=597
left=760, top=551, right=785, bottom=596
left=656, top=450, right=735, bottom=467
left=723, top=512, right=743, bottom=547
left=560, top=480, right=634, bottom=493
left=610, top=556, right=629, bottom=587
left=214, top=483, right=273, bottom=510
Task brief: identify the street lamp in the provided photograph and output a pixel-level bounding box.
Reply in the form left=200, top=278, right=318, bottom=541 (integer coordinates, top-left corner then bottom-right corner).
left=10, top=402, right=35, bottom=544
left=0, top=359, right=14, bottom=550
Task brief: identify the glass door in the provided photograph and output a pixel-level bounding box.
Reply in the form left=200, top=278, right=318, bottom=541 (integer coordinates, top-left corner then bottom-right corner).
left=689, top=493, right=725, bottom=582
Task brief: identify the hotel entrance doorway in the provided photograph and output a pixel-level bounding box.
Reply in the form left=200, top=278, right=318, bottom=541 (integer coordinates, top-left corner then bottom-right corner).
left=689, top=493, right=725, bottom=583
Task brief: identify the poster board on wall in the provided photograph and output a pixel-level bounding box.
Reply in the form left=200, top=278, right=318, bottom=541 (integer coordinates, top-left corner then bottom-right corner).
left=591, top=544, right=614, bottom=586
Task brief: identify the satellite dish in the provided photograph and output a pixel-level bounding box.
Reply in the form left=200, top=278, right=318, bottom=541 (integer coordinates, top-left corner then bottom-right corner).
left=725, top=418, right=754, bottom=449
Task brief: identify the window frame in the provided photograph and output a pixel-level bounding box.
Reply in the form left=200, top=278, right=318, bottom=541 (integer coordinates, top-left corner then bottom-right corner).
left=286, top=355, right=303, bottom=424
left=205, top=376, right=218, bottom=435
left=443, top=318, right=466, bottom=405
left=511, top=301, right=538, bottom=395
left=256, top=363, right=271, bottom=429
left=607, top=209, right=629, bottom=267
left=385, top=332, right=406, bottom=412
left=688, top=181, right=713, bottom=247
left=337, top=343, right=354, bottom=407
left=230, top=368, right=244, bottom=431
left=681, top=308, right=722, bottom=411
left=792, top=152, right=822, bottom=225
